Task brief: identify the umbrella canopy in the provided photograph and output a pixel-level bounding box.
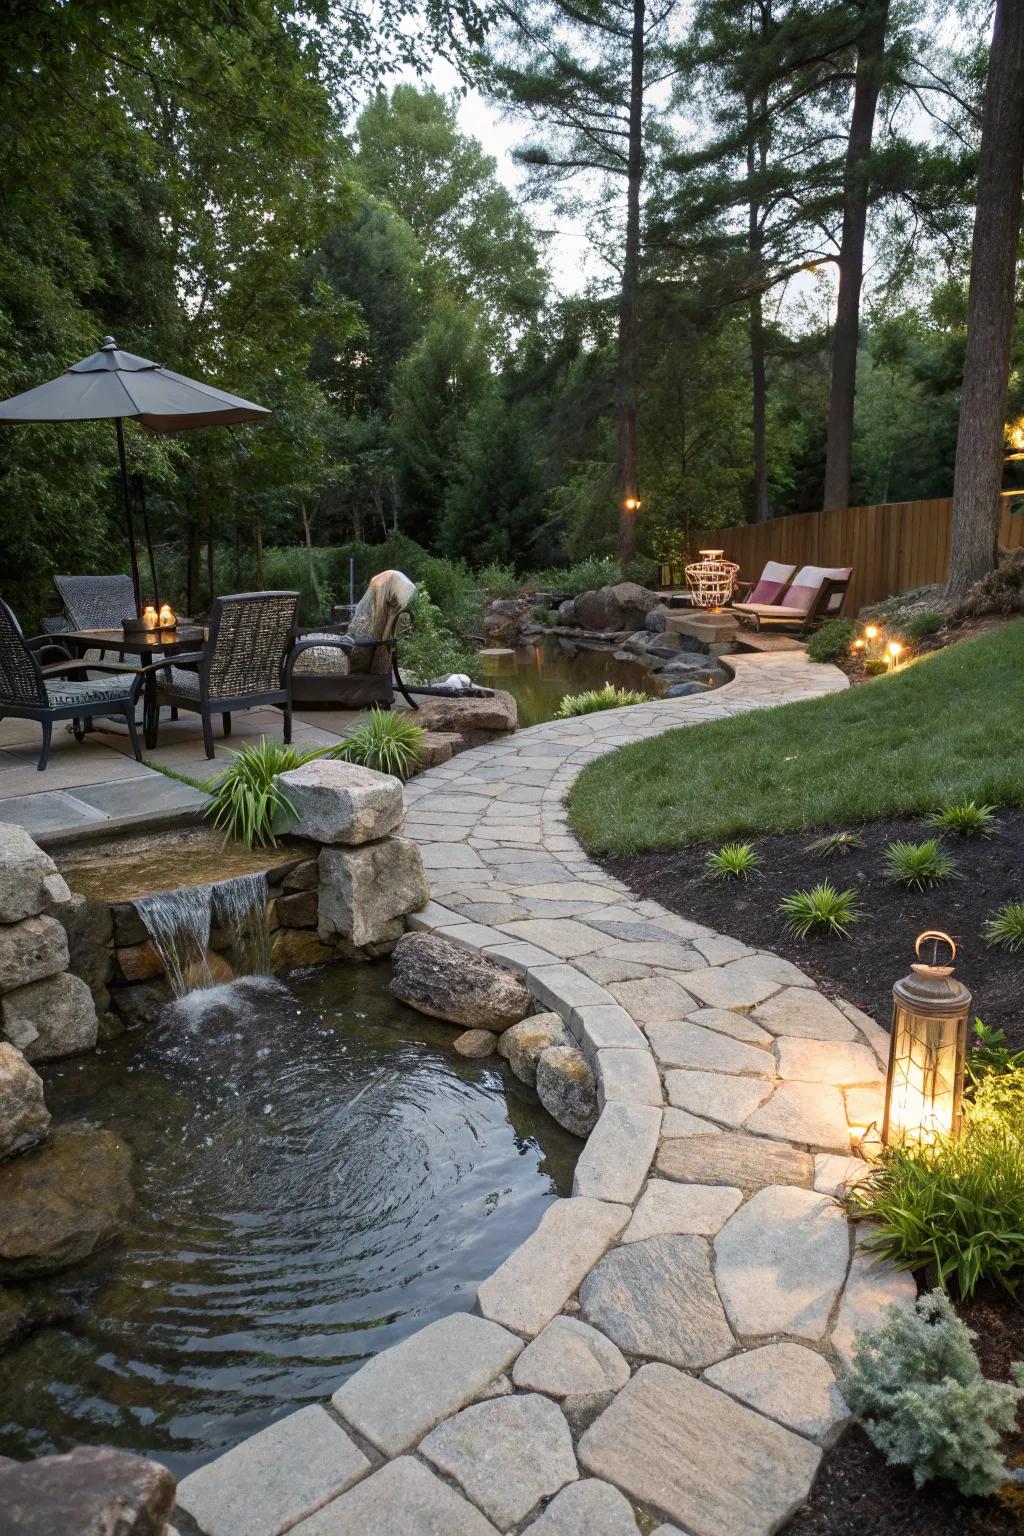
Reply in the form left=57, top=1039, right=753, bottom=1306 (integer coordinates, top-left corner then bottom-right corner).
left=0, top=337, right=271, bottom=611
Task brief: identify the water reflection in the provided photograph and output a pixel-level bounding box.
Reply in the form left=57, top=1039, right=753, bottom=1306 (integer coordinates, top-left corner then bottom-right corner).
left=481, top=638, right=664, bottom=727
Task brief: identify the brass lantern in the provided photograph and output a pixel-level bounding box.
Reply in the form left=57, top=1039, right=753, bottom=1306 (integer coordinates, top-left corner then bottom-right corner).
left=881, top=931, right=972, bottom=1149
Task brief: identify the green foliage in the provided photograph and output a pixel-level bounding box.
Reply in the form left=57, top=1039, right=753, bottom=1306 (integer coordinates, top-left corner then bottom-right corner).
left=968, top=1021, right=1024, bottom=1089
left=903, top=610, right=945, bottom=639
left=805, top=830, right=864, bottom=858
left=554, top=685, right=652, bottom=718
left=706, top=842, right=760, bottom=880
left=928, top=800, right=997, bottom=838
left=806, top=618, right=857, bottom=663
left=863, top=656, right=889, bottom=676
left=401, top=586, right=482, bottom=684
left=525, top=558, right=623, bottom=595
left=778, top=883, right=860, bottom=938
left=206, top=740, right=340, bottom=849
left=884, top=838, right=956, bottom=890
left=476, top=563, right=520, bottom=599
left=533, top=605, right=557, bottom=627
left=842, top=1289, right=1024, bottom=1497
left=984, top=902, right=1024, bottom=952
left=336, top=709, right=424, bottom=780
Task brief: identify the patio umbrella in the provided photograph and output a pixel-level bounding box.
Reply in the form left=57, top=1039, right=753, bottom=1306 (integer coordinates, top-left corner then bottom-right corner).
left=0, top=336, right=271, bottom=613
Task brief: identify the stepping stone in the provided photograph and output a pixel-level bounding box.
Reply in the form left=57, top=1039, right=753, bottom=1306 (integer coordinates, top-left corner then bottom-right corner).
left=497, top=918, right=603, bottom=958
left=647, top=1021, right=771, bottom=1076
left=573, top=1102, right=661, bottom=1204
left=577, top=1363, right=821, bottom=1536
left=714, top=1186, right=850, bottom=1341
left=660, top=1107, right=722, bottom=1138
left=623, top=1180, right=742, bottom=1242
left=598, top=939, right=702, bottom=969
left=580, top=1234, right=733, bottom=1368
left=512, top=1316, right=630, bottom=1398
left=523, top=1478, right=640, bottom=1535
left=656, top=1132, right=812, bottom=1193
left=676, top=967, right=780, bottom=1011
left=723, top=953, right=815, bottom=988
left=331, top=1313, right=522, bottom=1457
left=752, top=989, right=856, bottom=1041
left=597, top=1047, right=663, bottom=1108
left=745, top=1082, right=852, bottom=1151
left=290, top=1456, right=497, bottom=1535
left=704, top=1341, right=850, bottom=1445
left=845, top=1084, right=885, bottom=1130
left=664, top=1070, right=771, bottom=1126
left=813, top=1153, right=872, bottom=1197
left=175, top=1406, right=370, bottom=1536
left=692, top=934, right=754, bottom=965
left=571, top=1004, right=647, bottom=1059
left=609, top=978, right=697, bottom=1023
left=687, top=1007, right=774, bottom=1046
left=477, top=1197, right=629, bottom=1337
left=775, top=1037, right=883, bottom=1085
left=420, top=1393, right=578, bottom=1531
left=831, top=1245, right=917, bottom=1367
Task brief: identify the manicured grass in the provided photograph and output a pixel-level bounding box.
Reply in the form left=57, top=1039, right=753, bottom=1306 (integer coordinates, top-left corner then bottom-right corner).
left=568, top=620, right=1024, bottom=855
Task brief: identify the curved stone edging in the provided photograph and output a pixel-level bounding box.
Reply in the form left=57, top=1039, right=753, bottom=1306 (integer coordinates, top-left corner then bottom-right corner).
left=174, top=653, right=916, bottom=1536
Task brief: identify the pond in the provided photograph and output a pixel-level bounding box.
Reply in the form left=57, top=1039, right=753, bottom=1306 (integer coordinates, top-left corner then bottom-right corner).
left=480, top=638, right=667, bottom=727
left=0, top=965, right=580, bottom=1477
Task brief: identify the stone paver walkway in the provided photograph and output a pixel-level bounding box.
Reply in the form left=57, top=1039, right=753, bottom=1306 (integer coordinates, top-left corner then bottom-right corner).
left=174, top=653, right=916, bottom=1536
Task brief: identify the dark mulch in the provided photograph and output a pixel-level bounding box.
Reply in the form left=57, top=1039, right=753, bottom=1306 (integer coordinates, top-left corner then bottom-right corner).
left=601, top=808, right=1024, bottom=1051
left=785, top=1287, right=1024, bottom=1536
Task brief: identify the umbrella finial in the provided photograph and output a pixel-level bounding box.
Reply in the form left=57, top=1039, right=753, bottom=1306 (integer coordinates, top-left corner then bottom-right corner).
left=101, top=336, right=116, bottom=349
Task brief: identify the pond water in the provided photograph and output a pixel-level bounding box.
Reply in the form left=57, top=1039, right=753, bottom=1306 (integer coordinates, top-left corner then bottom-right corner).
left=480, top=638, right=665, bottom=727
left=0, top=966, right=579, bottom=1477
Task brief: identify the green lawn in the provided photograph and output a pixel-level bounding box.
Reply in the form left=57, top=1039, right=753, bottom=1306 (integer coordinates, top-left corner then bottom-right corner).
left=568, top=620, right=1024, bottom=855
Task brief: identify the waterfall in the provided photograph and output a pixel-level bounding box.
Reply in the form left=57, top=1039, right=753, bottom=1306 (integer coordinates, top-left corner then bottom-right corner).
left=136, top=872, right=271, bottom=998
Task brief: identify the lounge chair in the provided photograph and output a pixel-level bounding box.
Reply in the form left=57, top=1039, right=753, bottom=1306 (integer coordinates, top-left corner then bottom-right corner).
left=0, top=597, right=144, bottom=770
left=733, top=564, right=852, bottom=634
left=143, top=591, right=300, bottom=758
left=289, top=570, right=418, bottom=709
left=732, top=560, right=797, bottom=609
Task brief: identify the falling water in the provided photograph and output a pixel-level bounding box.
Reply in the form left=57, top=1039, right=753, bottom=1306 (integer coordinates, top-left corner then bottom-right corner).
left=136, top=872, right=271, bottom=998
left=214, top=872, right=271, bottom=978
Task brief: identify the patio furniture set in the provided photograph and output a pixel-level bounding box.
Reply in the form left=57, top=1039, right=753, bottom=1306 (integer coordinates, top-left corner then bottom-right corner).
left=0, top=571, right=420, bottom=772
left=661, top=558, right=852, bottom=634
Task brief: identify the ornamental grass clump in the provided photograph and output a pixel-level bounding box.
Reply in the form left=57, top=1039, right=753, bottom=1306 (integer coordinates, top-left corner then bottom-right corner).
left=928, top=800, right=996, bottom=838
left=706, top=842, right=760, bottom=880
left=207, top=739, right=340, bottom=848
left=984, top=901, right=1024, bottom=952
left=842, top=1289, right=1024, bottom=1497
left=555, top=684, right=651, bottom=717
left=778, top=882, right=860, bottom=938
left=805, top=829, right=864, bottom=858
left=336, top=708, right=425, bottom=780
left=884, top=838, right=956, bottom=890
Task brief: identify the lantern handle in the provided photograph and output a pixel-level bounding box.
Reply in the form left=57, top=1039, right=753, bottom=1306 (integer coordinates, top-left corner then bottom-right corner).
left=915, top=930, right=956, bottom=964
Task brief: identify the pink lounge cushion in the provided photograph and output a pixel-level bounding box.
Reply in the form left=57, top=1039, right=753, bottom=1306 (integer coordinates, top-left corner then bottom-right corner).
left=778, top=565, right=852, bottom=615
left=746, top=561, right=797, bottom=606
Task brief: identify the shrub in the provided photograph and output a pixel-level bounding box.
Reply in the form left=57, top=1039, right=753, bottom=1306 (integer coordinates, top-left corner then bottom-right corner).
left=778, top=882, right=860, bottom=938
left=928, top=800, right=996, bottom=837
left=957, top=548, right=1024, bottom=619
left=842, top=1289, right=1024, bottom=1497
left=884, top=838, right=956, bottom=890
left=207, top=739, right=340, bottom=848
left=336, top=709, right=424, bottom=780
left=476, top=562, right=519, bottom=600
left=622, top=554, right=660, bottom=588
left=401, top=586, right=482, bottom=685
left=968, top=1020, right=1024, bottom=1088
left=525, top=557, right=622, bottom=596
left=805, top=829, right=864, bottom=858
left=555, top=684, right=652, bottom=717
left=415, top=555, right=483, bottom=636
left=863, top=656, right=888, bottom=676
left=984, top=901, right=1024, bottom=952
left=532, top=605, right=557, bottom=627
left=806, top=618, right=857, bottom=663
left=903, top=610, right=944, bottom=640
left=707, top=842, right=760, bottom=880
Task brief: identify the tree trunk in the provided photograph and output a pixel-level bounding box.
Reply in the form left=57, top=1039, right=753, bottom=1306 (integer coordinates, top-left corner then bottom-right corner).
left=616, top=0, right=645, bottom=567
left=255, top=511, right=264, bottom=590
left=947, top=0, right=1024, bottom=596
left=822, top=0, right=890, bottom=511
left=205, top=520, right=215, bottom=613
left=186, top=520, right=199, bottom=617
left=747, top=42, right=771, bottom=524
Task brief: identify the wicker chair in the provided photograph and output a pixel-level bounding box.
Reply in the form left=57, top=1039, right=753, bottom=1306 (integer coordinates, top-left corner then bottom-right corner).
left=0, top=598, right=144, bottom=771
left=143, top=591, right=300, bottom=758
left=289, top=570, right=418, bottom=708
left=54, top=574, right=137, bottom=631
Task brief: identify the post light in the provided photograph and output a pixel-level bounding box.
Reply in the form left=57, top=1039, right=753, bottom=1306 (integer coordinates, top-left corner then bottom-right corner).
left=623, top=496, right=641, bottom=511
left=864, top=624, right=879, bottom=641
left=886, top=640, right=902, bottom=670
left=882, top=931, right=972, bottom=1149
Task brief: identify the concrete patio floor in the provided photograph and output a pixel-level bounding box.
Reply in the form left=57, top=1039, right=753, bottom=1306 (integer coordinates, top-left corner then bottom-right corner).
left=0, top=703, right=364, bottom=847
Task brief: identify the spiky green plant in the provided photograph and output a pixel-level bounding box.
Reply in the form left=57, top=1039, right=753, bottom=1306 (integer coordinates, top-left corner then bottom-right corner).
left=206, top=739, right=339, bottom=848
left=928, top=801, right=996, bottom=838
left=555, top=684, right=652, bottom=718
left=336, top=708, right=424, bottom=780
left=706, top=842, right=760, bottom=880
left=984, top=901, right=1024, bottom=952
left=883, top=838, right=956, bottom=890
left=778, top=882, right=860, bottom=938
left=805, top=830, right=864, bottom=858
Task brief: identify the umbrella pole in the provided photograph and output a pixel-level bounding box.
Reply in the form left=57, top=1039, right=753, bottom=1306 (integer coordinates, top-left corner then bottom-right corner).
left=115, top=417, right=143, bottom=615
left=135, top=473, right=161, bottom=609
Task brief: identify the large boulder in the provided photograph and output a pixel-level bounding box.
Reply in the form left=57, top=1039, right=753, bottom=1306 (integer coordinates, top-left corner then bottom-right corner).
left=390, top=932, right=533, bottom=1030
left=277, top=760, right=405, bottom=845
left=557, top=599, right=578, bottom=625
left=536, top=1045, right=599, bottom=1137
left=319, top=838, right=429, bottom=949
left=1, top=972, right=98, bottom=1062
left=0, top=826, right=70, bottom=924
left=0, top=1446, right=175, bottom=1536
left=0, top=1123, right=134, bottom=1280
left=484, top=597, right=532, bottom=646
left=0, top=915, right=69, bottom=992
left=53, top=893, right=114, bottom=997
left=406, top=690, right=518, bottom=742
left=0, top=1044, right=49, bottom=1161
left=497, top=1012, right=571, bottom=1085
left=574, top=583, right=661, bottom=634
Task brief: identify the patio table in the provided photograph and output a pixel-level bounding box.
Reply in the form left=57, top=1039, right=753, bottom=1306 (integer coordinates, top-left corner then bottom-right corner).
left=62, top=626, right=206, bottom=749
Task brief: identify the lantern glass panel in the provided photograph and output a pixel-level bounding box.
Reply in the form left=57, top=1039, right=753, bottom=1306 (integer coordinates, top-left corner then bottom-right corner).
left=885, top=1006, right=964, bottom=1147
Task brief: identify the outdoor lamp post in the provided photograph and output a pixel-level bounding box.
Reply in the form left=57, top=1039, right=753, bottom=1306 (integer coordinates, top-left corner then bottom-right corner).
left=882, top=931, right=972, bottom=1149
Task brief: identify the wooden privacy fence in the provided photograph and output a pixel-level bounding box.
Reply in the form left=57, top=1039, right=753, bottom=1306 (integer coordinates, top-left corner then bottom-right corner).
left=664, top=497, right=1024, bottom=616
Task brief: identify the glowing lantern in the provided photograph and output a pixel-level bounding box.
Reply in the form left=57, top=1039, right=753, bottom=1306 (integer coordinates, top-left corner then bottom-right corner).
left=142, top=604, right=159, bottom=631
left=685, top=548, right=740, bottom=611
left=158, top=603, right=177, bottom=629
left=882, top=931, right=971, bottom=1149
left=623, top=496, right=642, bottom=511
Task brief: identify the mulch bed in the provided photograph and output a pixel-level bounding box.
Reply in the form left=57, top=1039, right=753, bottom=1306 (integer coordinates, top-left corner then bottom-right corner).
left=601, top=808, right=1024, bottom=1051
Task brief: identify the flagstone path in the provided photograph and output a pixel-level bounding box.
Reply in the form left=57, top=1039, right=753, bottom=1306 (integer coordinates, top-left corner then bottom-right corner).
left=174, top=652, right=916, bottom=1536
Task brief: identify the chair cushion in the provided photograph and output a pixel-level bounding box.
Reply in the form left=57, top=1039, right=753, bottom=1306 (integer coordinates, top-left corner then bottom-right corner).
left=746, top=562, right=796, bottom=605
left=46, top=675, right=134, bottom=708
left=781, top=566, right=852, bottom=615
left=292, top=634, right=352, bottom=678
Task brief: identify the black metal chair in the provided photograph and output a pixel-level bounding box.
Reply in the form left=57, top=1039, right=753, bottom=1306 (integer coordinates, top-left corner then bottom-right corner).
left=143, top=591, right=300, bottom=759
left=54, top=574, right=137, bottom=631
left=0, top=598, right=144, bottom=771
